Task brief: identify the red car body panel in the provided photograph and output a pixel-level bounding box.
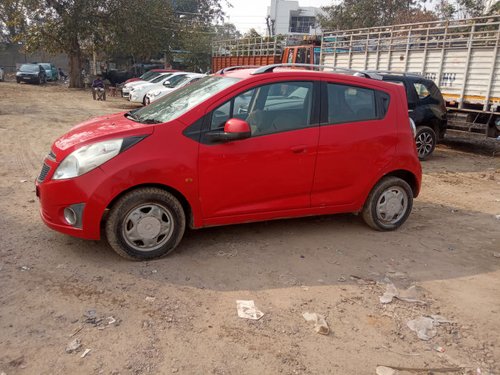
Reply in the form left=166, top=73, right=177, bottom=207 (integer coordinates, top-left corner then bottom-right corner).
left=36, top=68, right=421, bottom=241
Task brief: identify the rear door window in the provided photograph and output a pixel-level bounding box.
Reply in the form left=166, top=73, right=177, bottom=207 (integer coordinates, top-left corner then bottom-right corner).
left=326, top=84, right=378, bottom=124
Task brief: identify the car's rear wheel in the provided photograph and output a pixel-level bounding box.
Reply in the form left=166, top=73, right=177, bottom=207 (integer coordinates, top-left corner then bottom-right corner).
left=105, top=188, right=186, bottom=260
left=415, top=126, right=436, bottom=160
left=362, top=176, right=413, bottom=231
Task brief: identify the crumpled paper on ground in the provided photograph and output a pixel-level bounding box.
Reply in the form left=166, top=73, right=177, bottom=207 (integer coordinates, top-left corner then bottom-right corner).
left=302, top=312, right=330, bottom=335
left=380, top=283, right=425, bottom=304
left=236, top=300, right=264, bottom=320
left=407, top=315, right=452, bottom=340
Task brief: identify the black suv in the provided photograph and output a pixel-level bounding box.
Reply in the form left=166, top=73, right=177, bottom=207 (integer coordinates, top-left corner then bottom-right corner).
left=16, top=63, right=47, bottom=85
left=376, top=73, right=447, bottom=160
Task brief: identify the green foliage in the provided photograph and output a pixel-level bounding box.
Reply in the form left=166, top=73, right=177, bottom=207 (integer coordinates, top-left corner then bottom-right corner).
left=0, top=0, right=28, bottom=43
left=243, top=28, right=262, bottom=38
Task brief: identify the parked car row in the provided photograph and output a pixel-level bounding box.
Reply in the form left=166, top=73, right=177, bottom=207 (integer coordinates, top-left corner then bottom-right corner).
left=16, top=62, right=59, bottom=84
left=120, top=70, right=205, bottom=105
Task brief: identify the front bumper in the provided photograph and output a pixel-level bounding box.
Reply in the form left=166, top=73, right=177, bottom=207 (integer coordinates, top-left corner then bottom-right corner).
left=35, top=159, right=109, bottom=240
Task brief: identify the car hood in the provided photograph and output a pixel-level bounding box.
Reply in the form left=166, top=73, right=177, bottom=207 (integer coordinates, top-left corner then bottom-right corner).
left=124, top=80, right=148, bottom=89
left=53, top=112, right=154, bottom=158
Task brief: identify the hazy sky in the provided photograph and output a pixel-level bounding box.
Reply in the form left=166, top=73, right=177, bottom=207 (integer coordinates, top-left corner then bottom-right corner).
left=222, top=0, right=335, bottom=34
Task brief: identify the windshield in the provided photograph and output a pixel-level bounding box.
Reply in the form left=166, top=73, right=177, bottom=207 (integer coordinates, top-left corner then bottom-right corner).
left=132, top=76, right=240, bottom=124
left=145, top=72, right=165, bottom=82
left=167, top=74, right=189, bottom=87
left=151, top=73, right=172, bottom=84
left=140, top=71, right=158, bottom=80
left=20, top=64, right=38, bottom=72
left=41, top=64, right=51, bottom=70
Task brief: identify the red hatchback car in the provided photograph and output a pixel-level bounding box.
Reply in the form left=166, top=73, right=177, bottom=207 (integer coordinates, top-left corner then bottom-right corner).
left=36, top=65, right=421, bottom=260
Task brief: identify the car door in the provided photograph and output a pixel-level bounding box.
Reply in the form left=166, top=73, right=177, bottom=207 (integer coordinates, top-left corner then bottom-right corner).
left=198, top=80, right=320, bottom=219
left=311, top=81, right=396, bottom=207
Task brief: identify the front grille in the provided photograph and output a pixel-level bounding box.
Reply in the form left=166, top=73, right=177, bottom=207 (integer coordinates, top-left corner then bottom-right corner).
left=38, top=163, right=50, bottom=182
left=48, top=150, right=56, bottom=160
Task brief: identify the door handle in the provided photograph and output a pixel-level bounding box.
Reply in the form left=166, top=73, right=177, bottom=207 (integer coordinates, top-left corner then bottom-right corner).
left=290, top=145, right=307, bottom=153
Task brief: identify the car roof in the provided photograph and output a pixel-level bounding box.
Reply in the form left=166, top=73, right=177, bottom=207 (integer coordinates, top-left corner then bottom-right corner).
left=217, top=67, right=398, bottom=90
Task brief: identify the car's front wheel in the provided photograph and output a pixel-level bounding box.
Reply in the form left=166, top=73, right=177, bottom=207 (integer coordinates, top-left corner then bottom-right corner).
left=415, top=126, right=436, bottom=160
left=105, top=188, right=186, bottom=260
left=362, top=176, right=413, bottom=231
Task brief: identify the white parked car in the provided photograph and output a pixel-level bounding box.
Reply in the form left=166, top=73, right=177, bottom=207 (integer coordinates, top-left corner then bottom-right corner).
left=129, top=72, right=194, bottom=105
left=0, top=67, right=5, bottom=81
left=145, top=73, right=205, bottom=105
left=122, top=72, right=173, bottom=98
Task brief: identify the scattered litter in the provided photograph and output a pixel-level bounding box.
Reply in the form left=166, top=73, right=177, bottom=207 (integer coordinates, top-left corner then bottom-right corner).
left=380, top=283, right=425, bottom=304
left=236, top=300, right=264, bottom=320
left=430, top=314, right=452, bottom=324
left=376, top=366, right=398, bottom=375
left=434, top=345, right=445, bottom=353
left=376, top=365, right=464, bottom=373
left=20, top=179, right=27, bottom=183
left=66, top=338, right=82, bottom=353
left=151, top=269, right=158, bottom=274
left=407, top=315, right=451, bottom=341
left=145, top=296, right=156, bottom=302
left=107, top=316, right=116, bottom=325
left=495, top=214, right=500, bottom=220
left=302, top=312, right=329, bottom=335
left=337, top=275, right=346, bottom=282
left=380, top=283, right=399, bottom=304
left=70, top=326, right=84, bottom=337
left=407, top=317, right=436, bottom=340
left=27, top=199, right=35, bottom=203
left=493, top=252, right=500, bottom=258
left=216, top=249, right=238, bottom=257
left=83, top=310, right=102, bottom=325
left=350, top=275, right=376, bottom=285
left=20, top=266, right=31, bottom=271
left=80, top=349, right=91, bottom=358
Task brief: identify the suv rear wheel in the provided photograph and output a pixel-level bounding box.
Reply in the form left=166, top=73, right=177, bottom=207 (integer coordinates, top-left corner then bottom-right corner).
left=415, top=126, right=436, bottom=160
left=362, top=176, right=413, bottom=231
left=105, top=188, right=186, bottom=260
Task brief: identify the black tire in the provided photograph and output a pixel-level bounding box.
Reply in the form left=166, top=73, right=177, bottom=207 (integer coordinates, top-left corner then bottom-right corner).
left=362, top=176, right=413, bottom=231
left=17, top=79, right=21, bottom=84
left=105, top=188, right=186, bottom=260
left=415, top=126, right=436, bottom=160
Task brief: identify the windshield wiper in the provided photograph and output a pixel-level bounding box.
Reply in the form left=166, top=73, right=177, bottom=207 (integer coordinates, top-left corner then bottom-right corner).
left=125, top=111, right=140, bottom=122
left=140, top=118, right=162, bottom=124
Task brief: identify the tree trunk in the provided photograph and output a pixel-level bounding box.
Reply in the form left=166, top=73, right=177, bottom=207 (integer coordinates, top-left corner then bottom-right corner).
left=68, top=38, right=82, bottom=88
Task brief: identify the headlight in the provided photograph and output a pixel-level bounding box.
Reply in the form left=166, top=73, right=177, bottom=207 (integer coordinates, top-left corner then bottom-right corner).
left=53, top=139, right=123, bottom=180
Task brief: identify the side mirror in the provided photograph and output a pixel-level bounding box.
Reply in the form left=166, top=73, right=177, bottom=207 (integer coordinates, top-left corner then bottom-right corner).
left=163, top=80, right=172, bottom=87
left=206, top=118, right=251, bottom=143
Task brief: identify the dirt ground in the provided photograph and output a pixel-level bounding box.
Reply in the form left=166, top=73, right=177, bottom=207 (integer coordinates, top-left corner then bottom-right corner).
left=0, top=81, right=499, bottom=375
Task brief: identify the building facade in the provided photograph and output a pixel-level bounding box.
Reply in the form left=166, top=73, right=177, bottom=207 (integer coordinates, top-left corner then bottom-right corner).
left=266, top=0, right=323, bottom=35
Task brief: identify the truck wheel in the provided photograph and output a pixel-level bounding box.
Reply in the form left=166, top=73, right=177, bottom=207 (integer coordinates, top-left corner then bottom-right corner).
left=415, top=126, right=436, bottom=160
left=105, top=188, right=186, bottom=260
left=362, top=176, right=413, bottom=231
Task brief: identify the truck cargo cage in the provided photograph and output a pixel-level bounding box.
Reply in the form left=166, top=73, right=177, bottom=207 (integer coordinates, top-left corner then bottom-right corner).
left=321, top=16, right=500, bottom=118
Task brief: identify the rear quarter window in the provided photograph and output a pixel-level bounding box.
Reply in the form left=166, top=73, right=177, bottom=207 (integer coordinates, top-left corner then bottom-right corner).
left=326, top=83, right=390, bottom=124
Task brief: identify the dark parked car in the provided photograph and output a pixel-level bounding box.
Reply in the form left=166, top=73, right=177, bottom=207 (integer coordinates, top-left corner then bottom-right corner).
left=378, top=73, right=447, bottom=160
left=16, top=64, right=47, bottom=84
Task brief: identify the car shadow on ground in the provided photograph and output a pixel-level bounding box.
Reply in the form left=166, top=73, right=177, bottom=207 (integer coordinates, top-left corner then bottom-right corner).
left=33, top=199, right=498, bottom=293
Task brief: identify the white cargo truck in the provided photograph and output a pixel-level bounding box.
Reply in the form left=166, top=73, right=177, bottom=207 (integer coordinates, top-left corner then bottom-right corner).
left=321, top=16, right=500, bottom=138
